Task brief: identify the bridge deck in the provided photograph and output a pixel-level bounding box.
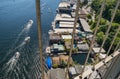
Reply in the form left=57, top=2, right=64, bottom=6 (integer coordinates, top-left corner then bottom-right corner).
left=74, top=51, right=120, bottom=79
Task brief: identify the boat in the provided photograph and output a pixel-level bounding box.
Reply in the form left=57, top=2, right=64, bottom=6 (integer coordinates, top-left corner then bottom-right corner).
left=24, top=36, right=30, bottom=43
left=14, top=52, right=20, bottom=59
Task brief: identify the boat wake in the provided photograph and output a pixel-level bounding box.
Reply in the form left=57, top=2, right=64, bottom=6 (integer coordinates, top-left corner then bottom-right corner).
left=1, top=20, right=33, bottom=62
left=0, top=20, right=36, bottom=79
left=15, top=20, right=33, bottom=45
left=2, top=52, right=20, bottom=78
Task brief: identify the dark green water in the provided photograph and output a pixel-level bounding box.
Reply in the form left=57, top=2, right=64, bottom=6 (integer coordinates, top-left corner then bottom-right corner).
left=0, top=0, right=60, bottom=79
left=72, top=53, right=92, bottom=65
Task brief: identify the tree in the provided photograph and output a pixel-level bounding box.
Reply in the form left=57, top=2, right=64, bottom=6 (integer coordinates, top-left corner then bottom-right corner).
left=91, top=0, right=120, bottom=53
left=91, top=0, right=101, bottom=13
left=98, top=25, right=108, bottom=33
left=92, top=0, right=120, bottom=24
left=96, top=32, right=105, bottom=45
left=110, top=23, right=119, bottom=33
left=114, top=10, right=120, bottom=23
left=83, top=0, right=88, bottom=5
left=53, top=64, right=58, bottom=68
left=87, top=14, right=92, bottom=19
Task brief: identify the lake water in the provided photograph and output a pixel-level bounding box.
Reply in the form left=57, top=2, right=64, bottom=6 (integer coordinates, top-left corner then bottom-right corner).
left=0, top=0, right=60, bottom=79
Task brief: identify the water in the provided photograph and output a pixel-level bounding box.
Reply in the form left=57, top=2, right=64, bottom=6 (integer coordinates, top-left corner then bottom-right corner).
left=72, top=53, right=92, bottom=65
left=0, top=0, right=60, bottom=79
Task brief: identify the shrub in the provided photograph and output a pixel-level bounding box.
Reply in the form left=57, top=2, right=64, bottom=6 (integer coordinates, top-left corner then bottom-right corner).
left=87, top=14, right=92, bottom=19
left=52, top=64, right=58, bottom=68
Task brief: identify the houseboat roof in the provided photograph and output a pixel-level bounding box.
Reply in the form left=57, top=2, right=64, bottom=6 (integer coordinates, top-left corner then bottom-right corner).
left=53, top=28, right=80, bottom=33
left=61, top=14, right=71, bottom=18
left=79, top=18, right=92, bottom=33
left=58, top=2, right=70, bottom=8
left=75, top=65, right=82, bottom=74
left=52, top=44, right=65, bottom=51
left=49, top=34, right=61, bottom=40
left=77, top=43, right=89, bottom=51
left=59, top=22, right=79, bottom=28
left=69, top=67, right=77, bottom=75
left=92, top=47, right=106, bottom=53
left=62, top=35, right=72, bottom=39
left=49, top=68, right=65, bottom=79
left=55, top=14, right=75, bottom=22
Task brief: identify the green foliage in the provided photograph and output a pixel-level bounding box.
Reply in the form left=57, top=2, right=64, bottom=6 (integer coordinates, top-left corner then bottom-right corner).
left=60, top=60, right=67, bottom=68
left=96, top=32, right=105, bottom=45
left=79, top=3, right=83, bottom=8
left=73, top=48, right=78, bottom=53
left=91, top=0, right=102, bottom=13
left=100, top=18, right=107, bottom=25
left=87, top=14, right=92, bottom=19
left=91, top=18, right=120, bottom=53
left=83, top=0, right=88, bottom=5
left=114, top=10, right=120, bottom=23
left=88, top=20, right=93, bottom=25
left=110, top=23, right=119, bottom=32
left=91, top=0, right=120, bottom=23
left=73, top=61, right=79, bottom=65
left=52, top=64, right=58, bottom=68
left=90, top=21, right=97, bottom=30
left=98, top=25, right=108, bottom=33
left=91, top=0, right=120, bottom=53
left=97, top=23, right=120, bottom=52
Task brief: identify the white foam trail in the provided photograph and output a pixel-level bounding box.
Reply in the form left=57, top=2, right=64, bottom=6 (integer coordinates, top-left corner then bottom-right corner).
left=41, top=2, right=46, bottom=11
left=48, top=7, right=52, bottom=13
left=4, top=52, right=20, bottom=76
left=22, top=74, right=26, bottom=79
left=14, top=69, right=19, bottom=79
left=16, top=66, right=20, bottom=74
left=1, top=20, right=33, bottom=63
left=14, top=36, right=31, bottom=50
left=16, top=20, right=33, bottom=42
left=23, top=66, right=28, bottom=76
left=41, top=2, right=46, bottom=7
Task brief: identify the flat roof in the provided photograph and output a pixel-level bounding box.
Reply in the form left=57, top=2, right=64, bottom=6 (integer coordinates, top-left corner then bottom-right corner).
left=72, top=4, right=76, bottom=10
left=92, top=47, right=106, bottom=53
left=49, top=35, right=61, bottom=40
left=62, top=35, right=72, bottom=39
left=59, top=2, right=70, bottom=8
left=77, top=43, right=89, bottom=50
left=75, top=65, right=82, bottom=74
left=59, top=22, right=79, bottom=28
left=55, top=14, right=75, bottom=22
left=61, top=14, right=71, bottom=18
left=53, top=28, right=80, bottom=33
left=69, top=67, right=77, bottom=75
left=79, top=18, right=92, bottom=33
left=50, top=68, right=65, bottom=79
left=53, top=44, right=65, bottom=51
left=60, top=21, right=74, bottom=25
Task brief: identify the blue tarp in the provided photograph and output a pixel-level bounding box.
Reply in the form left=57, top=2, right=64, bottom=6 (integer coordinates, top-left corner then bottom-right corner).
left=46, top=57, right=52, bottom=69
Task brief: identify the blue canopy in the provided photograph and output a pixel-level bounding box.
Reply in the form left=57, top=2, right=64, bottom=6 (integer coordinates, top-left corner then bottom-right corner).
left=46, top=57, right=52, bottom=69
